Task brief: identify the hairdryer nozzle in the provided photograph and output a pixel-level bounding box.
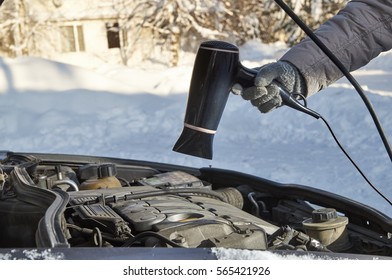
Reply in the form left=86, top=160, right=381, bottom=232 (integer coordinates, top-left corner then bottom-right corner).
left=172, top=125, right=214, bottom=160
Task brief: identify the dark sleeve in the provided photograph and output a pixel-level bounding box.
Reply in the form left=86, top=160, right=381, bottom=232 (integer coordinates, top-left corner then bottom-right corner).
left=280, top=0, right=392, bottom=96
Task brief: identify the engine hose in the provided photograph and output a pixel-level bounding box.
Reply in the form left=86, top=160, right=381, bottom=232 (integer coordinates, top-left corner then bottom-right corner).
left=247, top=192, right=260, bottom=217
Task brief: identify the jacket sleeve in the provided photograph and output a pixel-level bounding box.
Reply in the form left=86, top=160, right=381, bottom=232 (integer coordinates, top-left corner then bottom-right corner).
left=280, top=0, right=392, bottom=97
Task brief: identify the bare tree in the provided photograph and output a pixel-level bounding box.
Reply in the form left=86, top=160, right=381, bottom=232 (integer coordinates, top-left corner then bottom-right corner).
left=0, top=0, right=347, bottom=64
left=116, top=0, right=346, bottom=65
left=0, top=0, right=23, bottom=56
left=224, top=0, right=347, bottom=45
left=112, top=0, right=232, bottom=66
left=0, top=0, right=56, bottom=57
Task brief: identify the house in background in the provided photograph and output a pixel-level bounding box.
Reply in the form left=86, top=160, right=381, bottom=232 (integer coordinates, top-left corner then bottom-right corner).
left=1, top=1, right=346, bottom=67
left=1, top=0, right=180, bottom=66
left=1, top=0, right=235, bottom=66
left=37, top=1, right=125, bottom=52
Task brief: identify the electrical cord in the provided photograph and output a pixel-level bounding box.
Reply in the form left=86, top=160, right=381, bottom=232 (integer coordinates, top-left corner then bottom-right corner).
left=279, top=85, right=392, bottom=205
left=273, top=0, right=392, bottom=207
left=281, top=88, right=392, bottom=205
left=319, top=115, right=392, bottom=206
left=274, top=0, right=392, bottom=162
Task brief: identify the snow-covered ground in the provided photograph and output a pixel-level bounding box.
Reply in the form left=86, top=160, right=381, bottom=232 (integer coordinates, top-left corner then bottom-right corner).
left=0, top=40, right=391, bottom=216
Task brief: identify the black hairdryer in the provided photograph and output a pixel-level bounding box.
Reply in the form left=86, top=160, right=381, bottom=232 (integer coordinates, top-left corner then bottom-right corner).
left=173, top=40, right=319, bottom=160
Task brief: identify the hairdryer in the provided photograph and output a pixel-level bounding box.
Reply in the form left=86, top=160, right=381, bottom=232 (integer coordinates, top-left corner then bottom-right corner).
left=173, top=40, right=319, bottom=160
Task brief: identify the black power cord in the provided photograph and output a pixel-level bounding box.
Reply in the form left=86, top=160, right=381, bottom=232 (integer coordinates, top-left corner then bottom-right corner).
left=279, top=88, right=392, bottom=206
left=274, top=0, right=392, bottom=162
left=274, top=0, right=392, bottom=206
left=319, top=116, right=392, bottom=206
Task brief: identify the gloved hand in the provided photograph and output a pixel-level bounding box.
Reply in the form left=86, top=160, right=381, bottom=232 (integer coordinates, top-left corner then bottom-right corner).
left=241, top=61, right=307, bottom=113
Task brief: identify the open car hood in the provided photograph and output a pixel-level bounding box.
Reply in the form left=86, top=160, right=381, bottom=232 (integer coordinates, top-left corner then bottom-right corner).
left=0, top=151, right=391, bottom=259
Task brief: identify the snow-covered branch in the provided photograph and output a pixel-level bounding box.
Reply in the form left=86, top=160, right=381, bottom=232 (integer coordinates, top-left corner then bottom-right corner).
left=0, top=0, right=348, bottom=63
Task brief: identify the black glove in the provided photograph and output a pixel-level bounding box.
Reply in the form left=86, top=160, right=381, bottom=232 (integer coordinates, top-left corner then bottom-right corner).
left=241, top=61, right=307, bottom=113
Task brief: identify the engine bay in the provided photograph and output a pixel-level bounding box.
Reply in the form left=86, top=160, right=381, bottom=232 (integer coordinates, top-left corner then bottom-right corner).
left=0, top=152, right=391, bottom=257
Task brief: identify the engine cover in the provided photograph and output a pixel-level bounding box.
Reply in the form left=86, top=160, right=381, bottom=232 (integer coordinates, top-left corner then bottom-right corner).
left=68, top=185, right=272, bottom=249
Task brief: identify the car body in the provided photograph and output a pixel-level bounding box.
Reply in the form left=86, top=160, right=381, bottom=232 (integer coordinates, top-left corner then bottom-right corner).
left=0, top=151, right=391, bottom=260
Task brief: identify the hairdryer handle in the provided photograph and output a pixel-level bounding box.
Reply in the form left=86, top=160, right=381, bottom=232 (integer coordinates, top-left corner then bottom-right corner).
left=236, top=65, right=258, bottom=88
left=235, top=64, right=320, bottom=119
left=277, top=84, right=320, bottom=119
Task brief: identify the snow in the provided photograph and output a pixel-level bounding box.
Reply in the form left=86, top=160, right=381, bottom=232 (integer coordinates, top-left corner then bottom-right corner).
left=212, top=248, right=353, bottom=260
left=0, top=40, right=391, bottom=218
left=0, top=249, right=64, bottom=260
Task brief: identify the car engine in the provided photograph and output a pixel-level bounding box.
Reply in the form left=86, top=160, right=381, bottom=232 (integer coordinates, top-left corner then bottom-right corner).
left=0, top=153, right=391, bottom=257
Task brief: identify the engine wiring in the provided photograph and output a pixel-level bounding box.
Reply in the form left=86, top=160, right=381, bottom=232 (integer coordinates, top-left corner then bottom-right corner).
left=274, top=0, right=392, bottom=207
